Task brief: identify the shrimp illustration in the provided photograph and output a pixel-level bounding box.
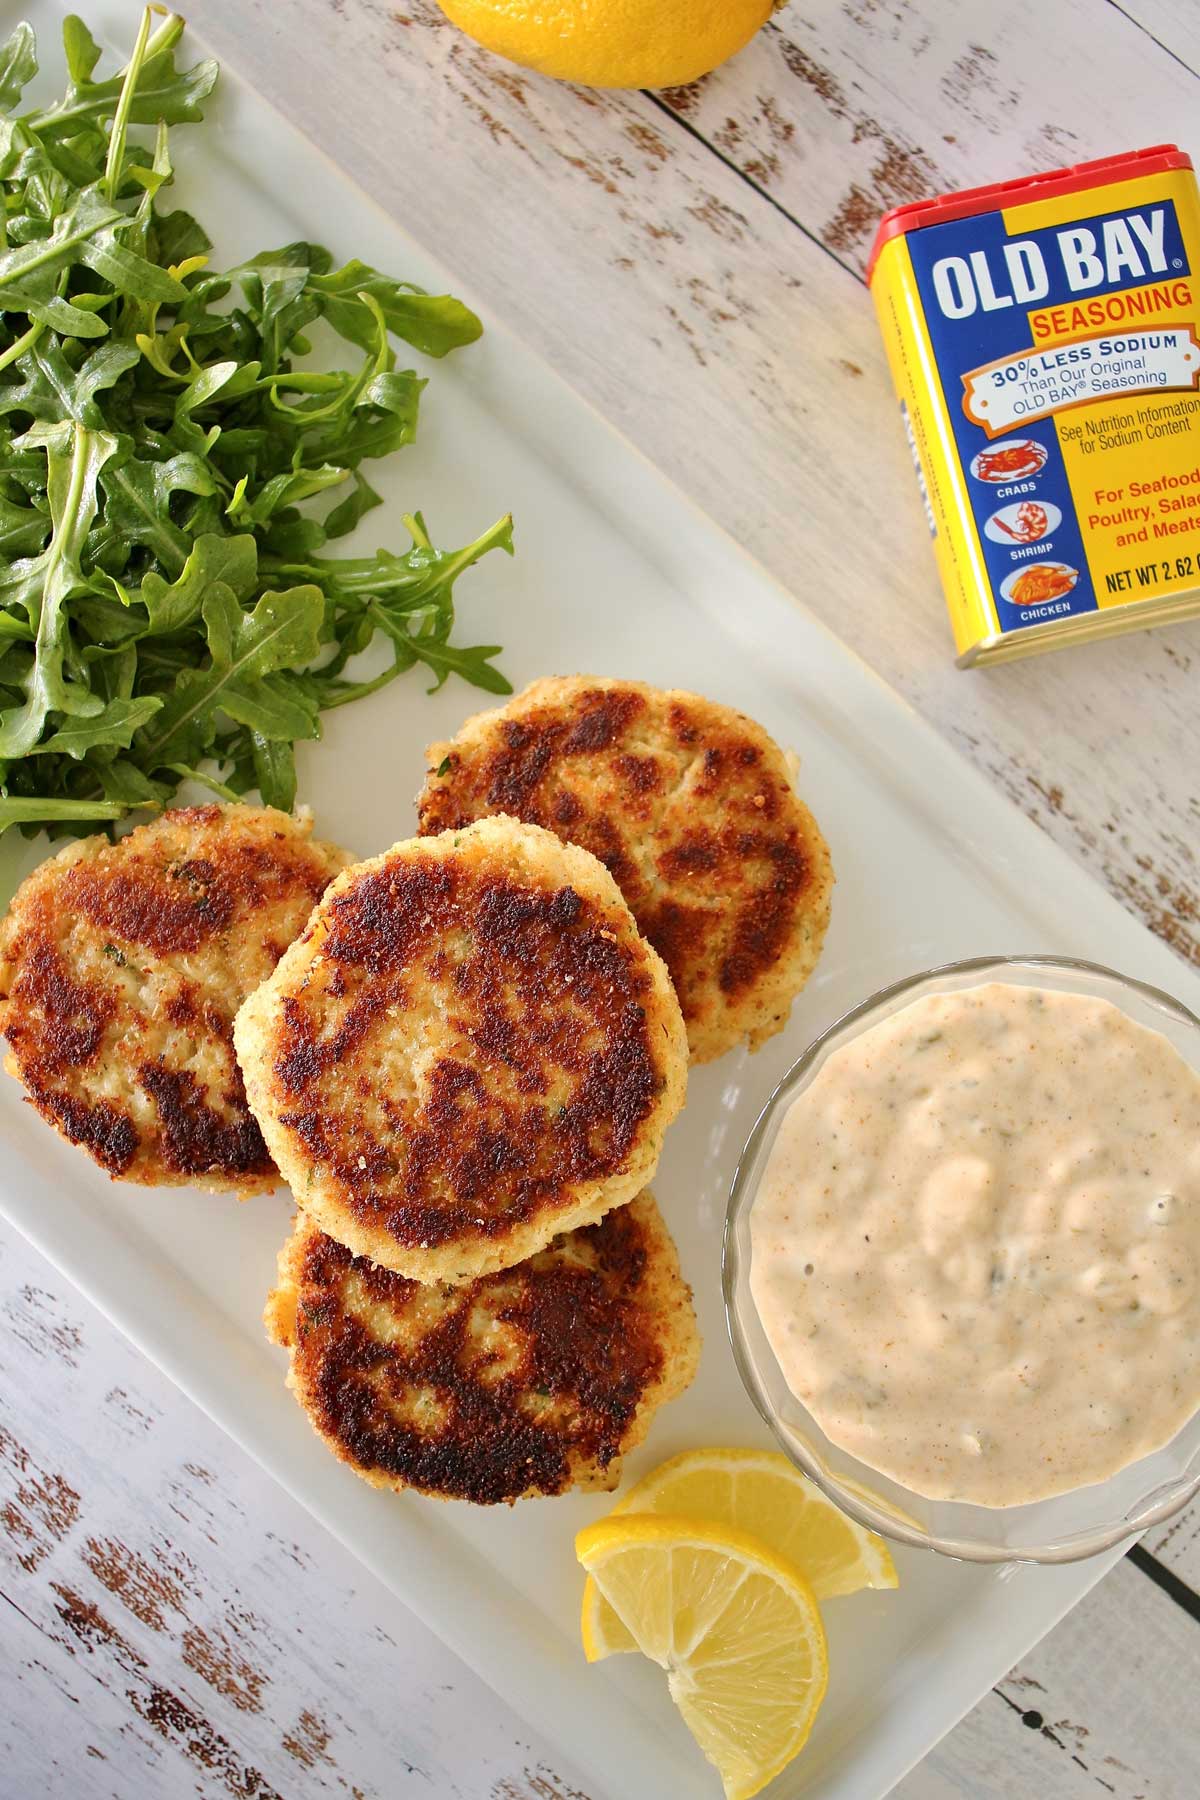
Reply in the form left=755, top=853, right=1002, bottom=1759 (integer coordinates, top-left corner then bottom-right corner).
left=993, top=502, right=1049, bottom=543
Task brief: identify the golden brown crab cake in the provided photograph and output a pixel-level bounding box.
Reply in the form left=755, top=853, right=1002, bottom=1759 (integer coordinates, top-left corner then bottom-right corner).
left=264, top=1191, right=699, bottom=1504
left=417, top=677, right=833, bottom=1063
left=235, top=816, right=688, bottom=1283
left=0, top=804, right=351, bottom=1194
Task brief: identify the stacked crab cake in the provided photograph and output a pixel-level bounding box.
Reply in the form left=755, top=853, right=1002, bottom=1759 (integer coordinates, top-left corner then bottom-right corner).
left=417, top=677, right=834, bottom=1062
left=237, top=815, right=699, bottom=1502
left=0, top=804, right=350, bottom=1194
left=265, top=1192, right=698, bottom=1503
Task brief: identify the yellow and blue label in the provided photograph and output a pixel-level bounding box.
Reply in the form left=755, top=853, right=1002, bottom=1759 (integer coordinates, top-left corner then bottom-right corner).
left=870, top=148, right=1200, bottom=662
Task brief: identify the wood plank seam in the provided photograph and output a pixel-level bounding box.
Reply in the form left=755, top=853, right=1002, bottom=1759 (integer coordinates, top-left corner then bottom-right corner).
left=1108, top=0, right=1200, bottom=77
left=642, top=88, right=863, bottom=282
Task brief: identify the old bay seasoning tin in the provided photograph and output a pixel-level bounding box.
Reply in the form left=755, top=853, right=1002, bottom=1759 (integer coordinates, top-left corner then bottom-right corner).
left=868, top=145, right=1200, bottom=665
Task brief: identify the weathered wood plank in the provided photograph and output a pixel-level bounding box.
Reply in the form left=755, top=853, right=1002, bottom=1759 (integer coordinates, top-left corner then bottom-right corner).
left=191, top=0, right=1200, bottom=985
left=0, top=1225, right=592, bottom=1800
left=658, top=0, right=1200, bottom=277
left=898, top=1557, right=1200, bottom=1798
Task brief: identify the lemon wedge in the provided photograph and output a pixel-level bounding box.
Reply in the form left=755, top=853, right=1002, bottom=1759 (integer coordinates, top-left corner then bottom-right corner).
left=581, top=1446, right=897, bottom=1660
left=576, top=1514, right=828, bottom=1800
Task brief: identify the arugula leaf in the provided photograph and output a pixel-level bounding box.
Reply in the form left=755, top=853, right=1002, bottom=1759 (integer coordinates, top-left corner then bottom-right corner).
left=29, top=13, right=218, bottom=139
left=323, top=469, right=381, bottom=540
left=0, top=490, right=49, bottom=557
left=132, top=532, right=257, bottom=634
left=0, top=9, right=511, bottom=837
left=60, top=16, right=100, bottom=87
left=310, top=260, right=483, bottom=358
left=227, top=463, right=348, bottom=529
left=0, top=792, right=122, bottom=829
left=249, top=730, right=296, bottom=811
left=0, top=23, right=37, bottom=113
left=138, top=582, right=325, bottom=770
left=150, top=207, right=210, bottom=268
left=90, top=755, right=170, bottom=807
left=0, top=338, right=141, bottom=426
left=0, top=420, right=116, bottom=755
left=82, top=227, right=187, bottom=303
left=34, top=692, right=161, bottom=757
left=99, top=445, right=215, bottom=571
left=0, top=186, right=120, bottom=304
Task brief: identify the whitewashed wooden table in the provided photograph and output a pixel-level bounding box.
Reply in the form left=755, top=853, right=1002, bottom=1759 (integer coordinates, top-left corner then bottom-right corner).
left=3, top=0, right=1200, bottom=1795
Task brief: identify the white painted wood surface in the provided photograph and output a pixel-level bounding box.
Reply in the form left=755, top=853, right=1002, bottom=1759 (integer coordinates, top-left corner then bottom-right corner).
left=2, top=0, right=1200, bottom=1796
left=0, top=1225, right=594, bottom=1800
left=4, top=1211, right=1199, bottom=1800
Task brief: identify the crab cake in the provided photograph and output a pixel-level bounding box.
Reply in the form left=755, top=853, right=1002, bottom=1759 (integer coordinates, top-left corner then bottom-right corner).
left=265, top=1191, right=699, bottom=1503
left=235, top=816, right=688, bottom=1283
left=418, top=677, right=833, bottom=1063
left=0, top=804, right=350, bottom=1193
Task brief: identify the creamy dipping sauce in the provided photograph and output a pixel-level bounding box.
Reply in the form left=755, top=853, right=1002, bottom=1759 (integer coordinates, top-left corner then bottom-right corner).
left=749, top=982, right=1200, bottom=1506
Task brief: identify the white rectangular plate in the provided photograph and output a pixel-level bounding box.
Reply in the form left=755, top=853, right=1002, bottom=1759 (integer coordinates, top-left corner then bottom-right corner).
left=3, top=7, right=1196, bottom=1797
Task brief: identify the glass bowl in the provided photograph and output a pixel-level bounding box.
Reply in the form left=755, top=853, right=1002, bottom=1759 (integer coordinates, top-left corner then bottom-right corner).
left=723, top=955, right=1200, bottom=1564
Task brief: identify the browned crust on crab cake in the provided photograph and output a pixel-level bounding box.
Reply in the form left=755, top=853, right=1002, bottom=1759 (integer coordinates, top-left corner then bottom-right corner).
left=417, top=677, right=834, bottom=1063
left=235, top=816, right=688, bottom=1283
left=264, top=1190, right=699, bottom=1503
left=0, top=804, right=351, bottom=1193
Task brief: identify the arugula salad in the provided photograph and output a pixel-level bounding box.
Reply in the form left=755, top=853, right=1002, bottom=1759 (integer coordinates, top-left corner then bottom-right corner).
left=0, top=8, right=512, bottom=835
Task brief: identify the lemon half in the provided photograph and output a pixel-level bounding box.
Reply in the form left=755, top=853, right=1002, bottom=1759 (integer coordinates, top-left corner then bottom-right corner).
left=436, top=0, right=775, bottom=91
left=581, top=1446, right=898, bottom=1659
left=576, top=1513, right=828, bottom=1800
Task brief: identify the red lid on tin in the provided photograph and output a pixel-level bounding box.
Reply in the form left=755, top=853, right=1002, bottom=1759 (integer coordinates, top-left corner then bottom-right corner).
left=865, top=144, right=1193, bottom=282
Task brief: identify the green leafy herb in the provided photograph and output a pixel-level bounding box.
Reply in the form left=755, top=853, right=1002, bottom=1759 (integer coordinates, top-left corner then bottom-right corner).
left=0, top=10, right=511, bottom=836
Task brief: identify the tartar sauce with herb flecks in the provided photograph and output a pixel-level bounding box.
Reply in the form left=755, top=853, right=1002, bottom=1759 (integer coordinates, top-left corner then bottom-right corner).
left=749, top=982, right=1200, bottom=1505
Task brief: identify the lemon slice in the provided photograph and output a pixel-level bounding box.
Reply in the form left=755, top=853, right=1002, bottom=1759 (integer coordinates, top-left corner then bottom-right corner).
left=576, top=1514, right=828, bottom=1800
left=581, top=1447, right=897, bottom=1659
